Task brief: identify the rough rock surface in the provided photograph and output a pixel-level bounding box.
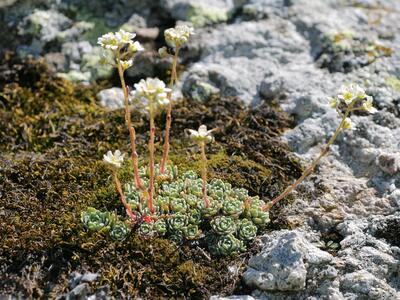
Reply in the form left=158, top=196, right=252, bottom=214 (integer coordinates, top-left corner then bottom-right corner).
left=182, top=0, right=400, bottom=299
left=2, top=0, right=400, bottom=299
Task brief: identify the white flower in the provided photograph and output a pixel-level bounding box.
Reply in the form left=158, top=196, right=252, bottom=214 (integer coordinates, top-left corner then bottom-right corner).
left=120, top=59, right=133, bottom=70
left=97, top=32, right=119, bottom=50
left=128, top=41, right=144, bottom=53
left=115, top=29, right=136, bottom=44
left=338, top=83, right=367, bottom=105
left=158, top=46, right=169, bottom=58
left=103, top=150, right=125, bottom=168
left=362, top=95, right=377, bottom=114
left=131, top=78, right=171, bottom=110
left=342, top=117, right=355, bottom=130
left=188, top=125, right=214, bottom=143
left=98, top=30, right=141, bottom=52
left=164, top=24, right=194, bottom=48
left=328, top=97, right=338, bottom=108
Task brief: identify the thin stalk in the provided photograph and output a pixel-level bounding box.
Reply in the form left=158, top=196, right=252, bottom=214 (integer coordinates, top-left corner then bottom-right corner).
left=264, top=105, right=353, bottom=211
left=147, top=104, right=156, bottom=214
left=160, top=47, right=180, bottom=173
left=200, top=141, right=210, bottom=208
left=116, top=55, right=143, bottom=190
left=113, top=171, right=136, bottom=222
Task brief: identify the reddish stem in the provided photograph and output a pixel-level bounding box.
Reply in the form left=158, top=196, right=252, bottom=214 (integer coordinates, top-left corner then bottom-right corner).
left=160, top=48, right=180, bottom=173
left=113, top=172, right=136, bottom=222
left=117, top=58, right=143, bottom=190
left=147, top=109, right=156, bottom=213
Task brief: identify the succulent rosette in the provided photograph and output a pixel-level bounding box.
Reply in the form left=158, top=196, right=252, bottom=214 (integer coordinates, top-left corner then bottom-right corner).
left=237, top=219, right=258, bottom=241
left=221, top=199, right=244, bottom=218
left=170, top=197, right=188, bottom=213
left=81, top=207, right=111, bottom=231
left=199, top=200, right=220, bottom=218
left=184, top=224, right=201, bottom=240
left=169, top=233, right=184, bottom=245
left=138, top=222, right=153, bottom=236
left=211, top=216, right=236, bottom=235
left=110, top=222, right=130, bottom=241
left=167, top=213, right=188, bottom=231
left=184, top=194, right=199, bottom=208
left=153, top=219, right=167, bottom=236
left=182, top=170, right=198, bottom=180
left=213, top=234, right=245, bottom=256
left=245, top=207, right=270, bottom=227
left=188, top=209, right=202, bottom=225
left=155, top=196, right=170, bottom=214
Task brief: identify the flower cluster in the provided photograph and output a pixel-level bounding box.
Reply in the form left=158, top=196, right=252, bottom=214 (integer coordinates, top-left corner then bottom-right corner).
left=328, top=83, right=376, bottom=130
left=98, top=29, right=143, bottom=52
left=97, top=29, right=144, bottom=70
left=164, top=24, right=194, bottom=48
left=130, top=78, right=172, bottom=112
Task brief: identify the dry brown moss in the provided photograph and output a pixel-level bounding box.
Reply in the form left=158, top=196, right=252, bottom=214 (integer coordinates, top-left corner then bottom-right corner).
left=0, top=57, right=302, bottom=298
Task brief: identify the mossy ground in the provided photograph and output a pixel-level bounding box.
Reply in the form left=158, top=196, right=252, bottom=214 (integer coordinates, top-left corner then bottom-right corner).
left=0, top=56, right=302, bottom=298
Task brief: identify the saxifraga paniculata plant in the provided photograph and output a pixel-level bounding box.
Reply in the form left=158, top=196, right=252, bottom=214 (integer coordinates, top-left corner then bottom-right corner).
left=81, top=26, right=377, bottom=256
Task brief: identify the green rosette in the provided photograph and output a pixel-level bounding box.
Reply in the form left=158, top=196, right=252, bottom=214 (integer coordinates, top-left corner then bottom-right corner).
left=211, top=216, right=236, bottom=235
left=181, top=170, right=198, bottom=180
left=155, top=196, right=170, bottom=214
left=167, top=213, right=188, bottom=232
left=221, top=199, right=244, bottom=218
left=169, top=232, right=184, bottom=245
left=243, top=206, right=270, bottom=227
left=214, top=234, right=245, bottom=256
left=170, top=197, right=188, bottom=213
left=183, top=224, right=200, bottom=240
left=153, top=219, right=167, bottom=236
left=184, top=194, right=199, bottom=208
left=188, top=209, right=202, bottom=225
left=233, top=187, right=249, bottom=201
left=110, top=221, right=130, bottom=241
left=81, top=207, right=110, bottom=231
left=138, top=222, right=153, bottom=236
left=237, top=219, right=257, bottom=241
left=199, top=200, right=220, bottom=218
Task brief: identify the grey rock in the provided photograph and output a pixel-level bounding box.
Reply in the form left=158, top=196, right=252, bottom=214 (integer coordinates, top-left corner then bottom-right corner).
left=341, top=270, right=398, bottom=300
left=69, top=283, right=89, bottom=299
left=97, top=87, right=125, bottom=110
left=17, top=9, right=72, bottom=43
left=80, top=272, right=99, bottom=283
left=165, top=0, right=233, bottom=27
left=243, top=230, right=332, bottom=292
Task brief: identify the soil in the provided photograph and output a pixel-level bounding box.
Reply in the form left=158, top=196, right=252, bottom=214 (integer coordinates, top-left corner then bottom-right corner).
left=0, top=55, right=303, bottom=298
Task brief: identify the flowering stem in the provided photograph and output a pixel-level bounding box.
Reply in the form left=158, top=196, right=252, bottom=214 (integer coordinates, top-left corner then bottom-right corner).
left=113, top=171, right=136, bottom=223
left=264, top=105, right=353, bottom=211
left=160, top=47, right=180, bottom=174
left=116, top=55, right=143, bottom=190
left=148, top=104, right=156, bottom=214
left=200, top=141, right=210, bottom=208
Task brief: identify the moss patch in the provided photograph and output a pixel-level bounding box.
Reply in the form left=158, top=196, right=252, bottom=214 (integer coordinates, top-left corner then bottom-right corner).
left=0, top=56, right=302, bottom=298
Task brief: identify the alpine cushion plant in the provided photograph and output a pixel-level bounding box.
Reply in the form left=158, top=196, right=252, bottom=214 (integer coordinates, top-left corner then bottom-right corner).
left=82, top=26, right=377, bottom=257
